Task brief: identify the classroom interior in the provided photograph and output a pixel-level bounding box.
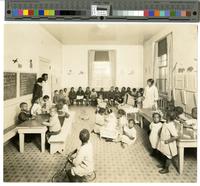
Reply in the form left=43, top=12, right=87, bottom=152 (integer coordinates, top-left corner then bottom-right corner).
left=4, top=23, right=198, bottom=182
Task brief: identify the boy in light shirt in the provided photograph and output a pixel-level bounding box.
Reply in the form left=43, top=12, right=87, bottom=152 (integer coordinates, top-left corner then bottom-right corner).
left=42, top=107, right=61, bottom=137
left=66, top=129, right=95, bottom=182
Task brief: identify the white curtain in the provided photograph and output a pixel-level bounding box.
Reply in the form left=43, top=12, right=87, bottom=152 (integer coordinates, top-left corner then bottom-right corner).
left=88, top=50, right=95, bottom=87
left=167, top=33, right=173, bottom=101
left=109, top=50, right=116, bottom=86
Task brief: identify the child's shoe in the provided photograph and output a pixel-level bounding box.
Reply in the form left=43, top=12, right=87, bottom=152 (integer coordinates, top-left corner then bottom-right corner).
left=159, top=168, right=169, bottom=174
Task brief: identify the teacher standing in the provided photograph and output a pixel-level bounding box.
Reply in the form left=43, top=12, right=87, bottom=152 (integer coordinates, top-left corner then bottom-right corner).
left=143, top=78, right=159, bottom=109
left=42, top=73, right=51, bottom=99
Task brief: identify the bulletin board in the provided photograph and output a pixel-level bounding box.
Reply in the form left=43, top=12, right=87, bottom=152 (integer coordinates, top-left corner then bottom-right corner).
left=20, top=73, right=37, bottom=96
left=4, top=72, right=17, bottom=100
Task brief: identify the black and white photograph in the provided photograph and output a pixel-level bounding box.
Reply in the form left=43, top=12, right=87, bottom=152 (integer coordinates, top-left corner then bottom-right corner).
left=3, top=23, right=198, bottom=183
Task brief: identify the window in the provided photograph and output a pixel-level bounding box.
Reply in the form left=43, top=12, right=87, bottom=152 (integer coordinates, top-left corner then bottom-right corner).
left=156, top=38, right=168, bottom=95
left=88, top=50, right=116, bottom=89
left=92, top=61, right=112, bottom=88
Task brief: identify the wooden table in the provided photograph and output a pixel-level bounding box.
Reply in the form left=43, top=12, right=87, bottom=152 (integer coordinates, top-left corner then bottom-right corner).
left=139, top=108, right=197, bottom=174
left=16, top=115, right=48, bottom=153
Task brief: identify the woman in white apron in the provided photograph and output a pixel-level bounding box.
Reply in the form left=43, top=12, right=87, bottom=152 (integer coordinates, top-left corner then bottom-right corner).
left=143, top=79, right=159, bottom=109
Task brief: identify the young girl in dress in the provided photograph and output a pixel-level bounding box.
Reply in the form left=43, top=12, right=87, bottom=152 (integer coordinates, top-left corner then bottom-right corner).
left=157, top=111, right=178, bottom=174
left=118, top=109, right=128, bottom=134
left=121, top=119, right=137, bottom=148
left=97, top=94, right=107, bottom=109
left=100, top=108, right=118, bottom=141
left=149, top=111, right=163, bottom=156
left=93, top=108, right=106, bottom=134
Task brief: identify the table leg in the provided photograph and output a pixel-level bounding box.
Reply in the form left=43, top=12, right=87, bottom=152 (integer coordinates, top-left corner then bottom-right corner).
left=41, top=132, right=46, bottom=153
left=178, top=146, right=184, bottom=174
left=19, top=133, right=24, bottom=153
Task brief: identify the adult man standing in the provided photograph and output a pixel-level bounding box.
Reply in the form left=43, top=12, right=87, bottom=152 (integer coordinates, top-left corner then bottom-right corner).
left=42, top=73, right=51, bottom=100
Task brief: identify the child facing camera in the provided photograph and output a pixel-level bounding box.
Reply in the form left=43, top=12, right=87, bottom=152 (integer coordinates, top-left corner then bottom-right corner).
left=18, top=102, right=32, bottom=124
left=41, top=95, right=52, bottom=114
left=149, top=111, right=163, bottom=156
left=157, top=111, right=178, bottom=174
left=66, top=129, right=94, bottom=182
left=121, top=119, right=137, bottom=148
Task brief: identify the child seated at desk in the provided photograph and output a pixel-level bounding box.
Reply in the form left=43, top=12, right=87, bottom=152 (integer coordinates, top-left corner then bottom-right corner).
left=18, top=102, right=35, bottom=143
left=121, top=119, right=137, bottom=148
left=157, top=111, right=178, bottom=174
left=175, top=106, right=188, bottom=121
left=66, top=129, right=94, bottom=182
left=18, top=102, right=32, bottom=124
left=31, top=98, right=42, bottom=116
left=42, top=107, right=61, bottom=137
left=58, top=89, right=65, bottom=101
left=149, top=111, right=163, bottom=156
left=57, top=99, right=70, bottom=118
left=93, top=108, right=106, bottom=134
left=183, top=107, right=197, bottom=130
left=41, top=95, right=52, bottom=114
left=53, top=90, right=59, bottom=105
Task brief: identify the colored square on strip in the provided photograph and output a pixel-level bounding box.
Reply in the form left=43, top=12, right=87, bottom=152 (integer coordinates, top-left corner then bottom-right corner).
left=39, top=10, right=44, bottom=16
left=34, top=9, right=38, bottom=16
left=176, top=10, right=181, bottom=16
left=12, top=9, right=18, bottom=16
left=170, top=10, right=175, bottom=16
left=18, top=9, right=23, bottom=16
left=49, top=10, right=55, bottom=16
left=149, top=10, right=154, bottom=16
left=165, top=10, right=170, bottom=16
left=181, top=10, right=186, bottom=16
left=44, top=10, right=49, bottom=16
left=144, top=10, right=149, bottom=16
left=138, top=10, right=144, bottom=16
left=28, top=9, right=34, bottom=16
left=160, top=10, right=165, bottom=16
left=154, top=10, right=160, bottom=16
left=56, top=10, right=60, bottom=15
left=23, top=9, right=29, bottom=16
left=186, top=11, right=191, bottom=16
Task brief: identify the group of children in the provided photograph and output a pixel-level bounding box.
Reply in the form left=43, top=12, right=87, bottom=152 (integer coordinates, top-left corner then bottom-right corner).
left=52, top=86, right=144, bottom=108
left=149, top=106, right=197, bottom=174
left=93, top=107, right=137, bottom=148
left=18, top=95, right=71, bottom=140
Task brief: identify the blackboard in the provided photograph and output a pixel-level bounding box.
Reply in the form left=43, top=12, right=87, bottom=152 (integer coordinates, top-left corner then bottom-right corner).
left=20, top=73, right=37, bottom=96
left=4, top=72, right=17, bottom=100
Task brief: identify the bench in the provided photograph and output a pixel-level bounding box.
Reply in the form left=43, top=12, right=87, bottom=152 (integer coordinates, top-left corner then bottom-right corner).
left=4, top=124, right=18, bottom=143
left=48, top=111, right=75, bottom=154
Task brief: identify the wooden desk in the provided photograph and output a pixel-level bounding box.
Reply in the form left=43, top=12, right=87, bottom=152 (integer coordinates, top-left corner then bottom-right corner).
left=139, top=108, right=197, bottom=174
left=16, top=115, right=48, bottom=153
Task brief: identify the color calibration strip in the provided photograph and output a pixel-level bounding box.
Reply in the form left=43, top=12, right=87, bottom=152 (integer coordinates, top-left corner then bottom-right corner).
left=10, top=9, right=194, bottom=17
left=112, top=10, right=192, bottom=17
left=11, top=9, right=87, bottom=17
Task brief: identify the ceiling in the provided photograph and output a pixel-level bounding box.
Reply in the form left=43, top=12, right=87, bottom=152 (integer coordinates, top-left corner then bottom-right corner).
left=42, top=24, right=168, bottom=45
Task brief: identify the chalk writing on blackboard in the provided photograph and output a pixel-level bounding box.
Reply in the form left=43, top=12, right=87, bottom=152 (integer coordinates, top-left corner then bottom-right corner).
left=4, top=72, right=17, bottom=100
left=20, top=73, right=37, bottom=96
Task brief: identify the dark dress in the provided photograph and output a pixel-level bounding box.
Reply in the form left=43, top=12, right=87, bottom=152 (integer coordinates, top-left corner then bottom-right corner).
left=32, top=83, right=43, bottom=104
